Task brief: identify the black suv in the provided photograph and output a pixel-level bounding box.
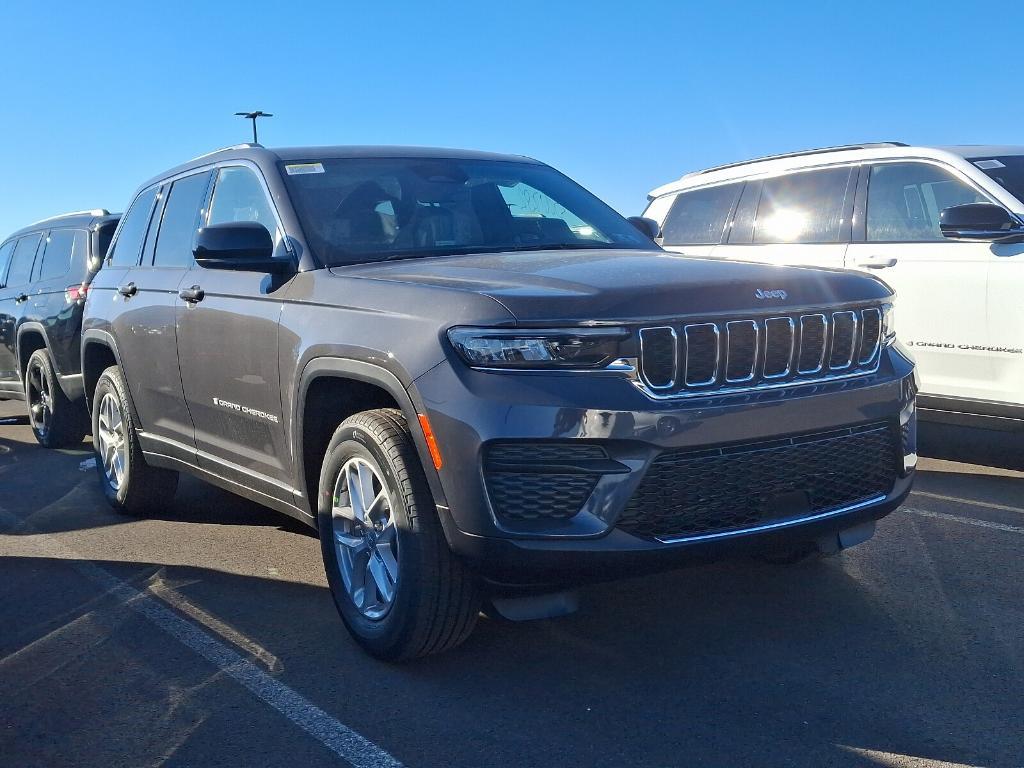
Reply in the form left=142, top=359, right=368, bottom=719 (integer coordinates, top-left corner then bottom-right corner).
left=82, top=145, right=917, bottom=659
left=0, top=210, right=119, bottom=446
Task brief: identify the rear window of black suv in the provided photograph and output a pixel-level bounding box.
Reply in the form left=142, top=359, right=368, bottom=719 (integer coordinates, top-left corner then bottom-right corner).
left=279, top=157, right=651, bottom=265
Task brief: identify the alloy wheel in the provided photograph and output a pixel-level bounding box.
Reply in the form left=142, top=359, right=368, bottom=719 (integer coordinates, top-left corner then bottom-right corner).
left=96, top=392, right=127, bottom=490
left=331, top=457, right=400, bottom=620
left=26, top=358, right=52, bottom=439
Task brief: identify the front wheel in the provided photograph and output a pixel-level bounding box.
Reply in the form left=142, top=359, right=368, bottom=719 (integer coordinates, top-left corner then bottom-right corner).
left=318, top=408, right=480, bottom=660
left=92, top=365, right=178, bottom=514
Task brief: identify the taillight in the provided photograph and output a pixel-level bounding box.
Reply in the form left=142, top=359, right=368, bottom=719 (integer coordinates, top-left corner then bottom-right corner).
left=65, top=283, right=89, bottom=303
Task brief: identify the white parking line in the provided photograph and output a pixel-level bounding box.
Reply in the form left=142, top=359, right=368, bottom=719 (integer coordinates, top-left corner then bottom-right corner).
left=911, top=490, right=1024, bottom=516
left=0, top=507, right=403, bottom=768
left=907, top=507, right=1024, bottom=535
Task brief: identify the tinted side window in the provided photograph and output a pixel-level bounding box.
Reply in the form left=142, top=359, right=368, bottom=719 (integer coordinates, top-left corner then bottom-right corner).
left=0, top=241, right=14, bottom=285
left=661, top=183, right=743, bottom=245
left=109, top=187, right=158, bottom=265
left=867, top=162, right=989, bottom=242
left=153, top=172, right=212, bottom=267
left=208, top=167, right=277, bottom=234
left=6, top=234, right=42, bottom=287
left=753, top=167, right=852, bottom=244
left=37, top=229, right=77, bottom=281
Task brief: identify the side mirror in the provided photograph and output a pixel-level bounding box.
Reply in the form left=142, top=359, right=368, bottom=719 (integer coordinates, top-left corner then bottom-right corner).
left=627, top=216, right=661, bottom=241
left=939, top=203, right=1024, bottom=243
left=193, top=222, right=292, bottom=273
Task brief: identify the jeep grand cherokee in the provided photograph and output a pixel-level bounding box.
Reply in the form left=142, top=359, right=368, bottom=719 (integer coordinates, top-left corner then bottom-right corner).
left=82, top=144, right=917, bottom=659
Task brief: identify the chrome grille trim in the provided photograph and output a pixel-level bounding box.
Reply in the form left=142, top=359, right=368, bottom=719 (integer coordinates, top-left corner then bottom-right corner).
left=683, top=323, right=720, bottom=386
left=762, top=317, right=795, bottom=379
left=797, top=314, right=828, bottom=375
left=634, top=306, right=885, bottom=401
left=859, top=307, right=882, bottom=364
left=829, top=311, right=858, bottom=370
left=725, top=320, right=759, bottom=383
left=638, top=326, right=678, bottom=390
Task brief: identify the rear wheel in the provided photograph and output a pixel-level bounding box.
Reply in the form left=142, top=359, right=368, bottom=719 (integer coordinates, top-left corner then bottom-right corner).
left=92, top=365, right=178, bottom=514
left=25, top=348, right=87, bottom=448
left=318, top=408, right=480, bottom=660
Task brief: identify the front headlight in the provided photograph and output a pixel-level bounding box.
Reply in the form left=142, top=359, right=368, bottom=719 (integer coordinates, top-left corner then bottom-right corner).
left=447, top=327, right=630, bottom=369
left=881, top=302, right=896, bottom=346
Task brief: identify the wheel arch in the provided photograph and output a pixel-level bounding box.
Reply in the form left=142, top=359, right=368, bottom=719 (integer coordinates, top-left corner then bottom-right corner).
left=16, top=323, right=51, bottom=380
left=294, top=357, right=449, bottom=522
left=81, top=330, right=124, bottom=416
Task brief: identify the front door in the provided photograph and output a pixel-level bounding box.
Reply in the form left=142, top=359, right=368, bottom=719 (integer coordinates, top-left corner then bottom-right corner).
left=846, top=161, right=995, bottom=402
left=174, top=165, right=294, bottom=494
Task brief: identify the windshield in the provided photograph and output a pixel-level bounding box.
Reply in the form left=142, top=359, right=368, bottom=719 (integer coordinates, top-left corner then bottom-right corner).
left=968, top=155, right=1024, bottom=205
left=279, top=157, right=652, bottom=265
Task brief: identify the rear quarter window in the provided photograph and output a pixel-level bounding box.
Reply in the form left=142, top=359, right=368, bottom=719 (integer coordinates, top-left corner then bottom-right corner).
left=109, top=187, right=158, bottom=266
left=0, top=240, right=15, bottom=284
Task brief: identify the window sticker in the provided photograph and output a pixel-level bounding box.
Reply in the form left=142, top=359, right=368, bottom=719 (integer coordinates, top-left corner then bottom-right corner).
left=285, top=162, right=325, bottom=175
left=974, top=159, right=1006, bottom=170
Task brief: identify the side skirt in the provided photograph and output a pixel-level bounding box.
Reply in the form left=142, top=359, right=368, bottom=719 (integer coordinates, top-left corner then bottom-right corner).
left=142, top=450, right=317, bottom=530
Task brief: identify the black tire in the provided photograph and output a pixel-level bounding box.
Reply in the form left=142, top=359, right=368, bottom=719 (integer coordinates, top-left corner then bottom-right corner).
left=92, top=365, right=178, bottom=514
left=24, top=348, right=88, bottom=448
left=318, top=408, right=480, bottom=660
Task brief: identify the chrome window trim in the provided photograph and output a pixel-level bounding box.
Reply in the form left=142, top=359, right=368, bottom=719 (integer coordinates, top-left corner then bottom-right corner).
left=683, top=323, right=721, bottom=386
left=762, top=316, right=795, bottom=379
left=829, top=310, right=858, bottom=370
left=797, top=313, right=828, bottom=375
left=638, top=326, right=678, bottom=390
left=653, top=494, right=887, bottom=544
left=725, top=320, right=759, bottom=383
left=859, top=307, right=882, bottom=364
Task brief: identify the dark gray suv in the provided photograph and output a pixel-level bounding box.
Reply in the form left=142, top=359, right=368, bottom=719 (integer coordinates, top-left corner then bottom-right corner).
left=82, top=144, right=917, bottom=659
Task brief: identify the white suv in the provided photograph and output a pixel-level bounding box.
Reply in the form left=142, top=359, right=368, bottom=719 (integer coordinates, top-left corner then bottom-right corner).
left=644, top=143, right=1024, bottom=430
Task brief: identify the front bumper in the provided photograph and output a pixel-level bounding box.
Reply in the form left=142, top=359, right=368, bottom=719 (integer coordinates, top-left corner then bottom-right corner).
left=413, top=346, right=917, bottom=586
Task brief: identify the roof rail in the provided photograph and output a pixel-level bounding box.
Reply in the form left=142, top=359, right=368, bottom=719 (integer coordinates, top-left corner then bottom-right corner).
left=185, top=142, right=263, bottom=163
left=687, top=142, right=909, bottom=178
left=28, top=209, right=111, bottom=226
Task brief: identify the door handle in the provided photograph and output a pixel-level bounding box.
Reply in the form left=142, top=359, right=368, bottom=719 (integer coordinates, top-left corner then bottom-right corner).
left=117, top=282, right=138, bottom=297
left=854, top=255, right=898, bottom=269
left=179, top=285, right=205, bottom=303
left=14, top=293, right=28, bottom=303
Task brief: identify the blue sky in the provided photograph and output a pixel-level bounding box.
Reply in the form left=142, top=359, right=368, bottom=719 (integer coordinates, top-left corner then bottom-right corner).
left=1, top=0, right=1021, bottom=237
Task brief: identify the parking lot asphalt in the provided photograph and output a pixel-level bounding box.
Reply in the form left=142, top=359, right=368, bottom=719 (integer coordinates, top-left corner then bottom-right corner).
left=1, top=398, right=1022, bottom=768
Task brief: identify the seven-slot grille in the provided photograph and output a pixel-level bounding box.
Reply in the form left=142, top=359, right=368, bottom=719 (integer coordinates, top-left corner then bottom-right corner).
left=637, top=307, right=882, bottom=397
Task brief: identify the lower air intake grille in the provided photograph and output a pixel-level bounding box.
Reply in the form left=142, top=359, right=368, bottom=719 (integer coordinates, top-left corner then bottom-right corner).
left=484, top=442, right=607, bottom=522
left=486, top=473, right=598, bottom=521
left=618, top=423, right=899, bottom=540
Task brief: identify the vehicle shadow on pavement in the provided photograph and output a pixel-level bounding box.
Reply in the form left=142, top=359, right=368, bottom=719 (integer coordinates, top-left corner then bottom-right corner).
left=2, top=532, right=1019, bottom=768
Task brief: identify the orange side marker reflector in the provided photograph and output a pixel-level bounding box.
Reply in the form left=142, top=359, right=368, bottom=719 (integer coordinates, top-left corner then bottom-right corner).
left=417, top=414, right=443, bottom=470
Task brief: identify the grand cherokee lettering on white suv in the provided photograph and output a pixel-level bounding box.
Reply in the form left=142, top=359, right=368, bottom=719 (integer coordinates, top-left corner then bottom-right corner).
left=644, top=143, right=1024, bottom=431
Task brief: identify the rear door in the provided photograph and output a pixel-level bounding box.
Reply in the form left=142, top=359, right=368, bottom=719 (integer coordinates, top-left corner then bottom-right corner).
left=846, top=160, right=994, bottom=403
left=712, top=165, right=855, bottom=268
left=0, top=234, right=42, bottom=389
left=656, top=181, right=743, bottom=258
left=175, top=164, right=294, bottom=494
left=114, top=171, right=212, bottom=459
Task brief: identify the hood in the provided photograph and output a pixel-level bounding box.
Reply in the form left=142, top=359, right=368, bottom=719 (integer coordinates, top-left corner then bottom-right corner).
left=329, top=249, right=892, bottom=324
